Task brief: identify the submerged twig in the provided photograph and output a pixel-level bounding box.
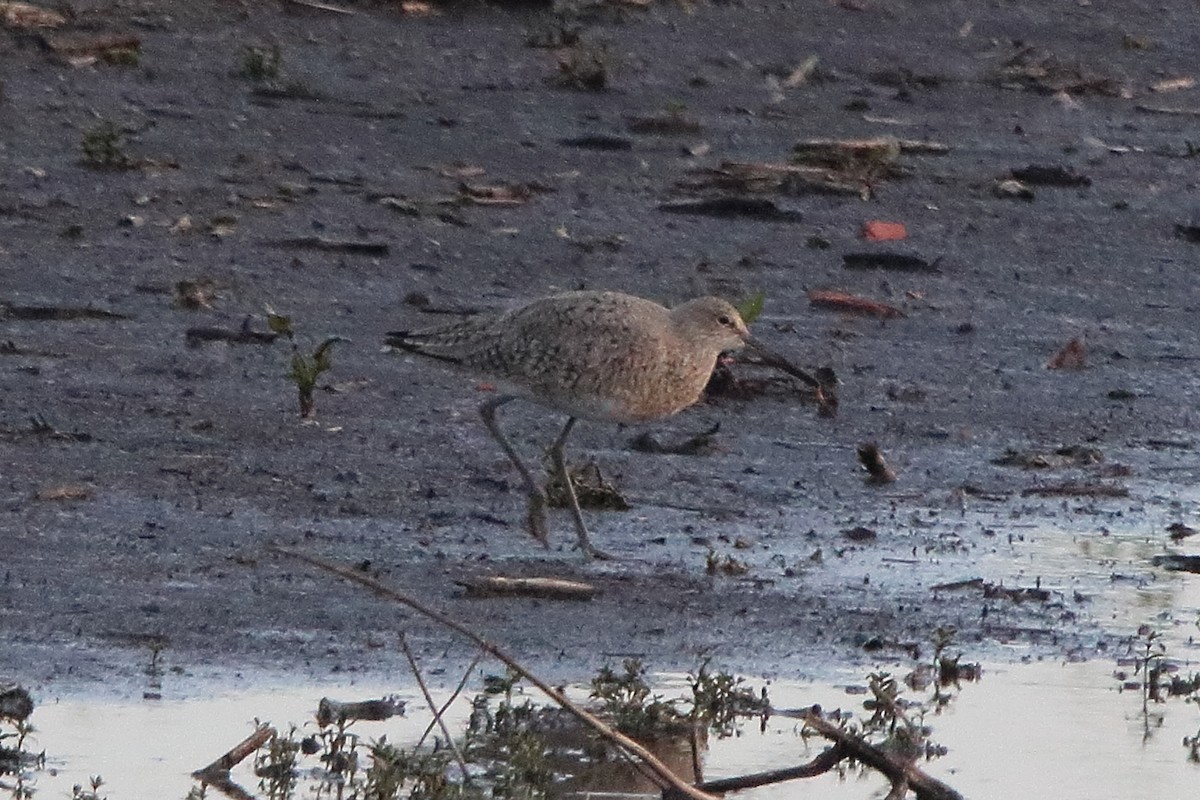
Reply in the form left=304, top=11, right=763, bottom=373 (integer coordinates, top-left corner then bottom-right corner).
left=417, top=652, right=483, bottom=748
left=271, top=547, right=718, bottom=800
left=398, top=632, right=472, bottom=784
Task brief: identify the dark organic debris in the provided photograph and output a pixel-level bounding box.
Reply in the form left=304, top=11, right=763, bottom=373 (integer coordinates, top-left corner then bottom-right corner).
left=558, top=134, right=634, bottom=151
left=545, top=462, right=629, bottom=511
left=186, top=317, right=279, bottom=346
left=659, top=196, right=804, bottom=222
left=994, top=45, right=1122, bottom=96
left=0, top=300, right=130, bottom=321
left=629, top=423, right=721, bottom=456
left=933, top=578, right=1048, bottom=603
left=1152, top=554, right=1200, bottom=574
left=680, top=161, right=865, bottom=198
left=266, top=236, right=389, bottom=255
left=992, top=445, right=1104, bottom=469
left=1020, top=482, right=1129, bottom=498
left=842, top=526, right=877, bottom=542
left=1167, top=522, right=1199, bottom=542
left=626, top=113, right=701, bottom=135
left=316, top=696, right=406, bottom=727
left=1009, top=165, right=1091, bottom=187
left=808, top=289, right=905, bottom=319
left=455, top=576, right=597, bottom=601
left=1175, top=223, right=1200, bottom=243
left=842, top=251, right=938, bottom=272
left=857, top=443, right=896, bottom=484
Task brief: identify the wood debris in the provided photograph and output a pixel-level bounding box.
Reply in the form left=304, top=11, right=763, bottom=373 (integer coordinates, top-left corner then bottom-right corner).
left=807, top=289, right=905, bottom=319
left=316, top=696, right=406, bottom=726
left=455, top=576, right=598, bottom=601
left=40, top=32, right=141, bottom=66
left=1, top=1, right=64, bottom=29
left=457, top=182, right=542, bottom=206
left=993, top=178, right=1034, bottom=200
left=1150, top=76, right=1195, bottom=93
left=35, top=484, right=92, bottom=501
left=857, top=443, right=897, bottom=484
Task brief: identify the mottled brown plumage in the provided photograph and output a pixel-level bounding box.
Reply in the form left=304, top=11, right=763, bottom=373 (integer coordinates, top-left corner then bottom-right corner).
left=386, top=290, right=769, bottom=558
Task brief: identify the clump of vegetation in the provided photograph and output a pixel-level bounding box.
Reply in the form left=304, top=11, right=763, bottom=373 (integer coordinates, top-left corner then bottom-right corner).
left=689, top=660, right=768, bottom=737
left=254, top=725, right=300, bottom=800
left=590, top=659, right=689, bottom=738
left=552, top=41, right=608, bottom=90
left=239, top=44, right=282, bottom=81
left=80, top=122, right=132, bottom=169
left=265, top=308, right=343, bottom=420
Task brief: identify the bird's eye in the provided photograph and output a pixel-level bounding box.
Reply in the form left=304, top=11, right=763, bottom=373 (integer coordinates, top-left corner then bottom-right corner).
left=717, top=315, right=732, bottom=326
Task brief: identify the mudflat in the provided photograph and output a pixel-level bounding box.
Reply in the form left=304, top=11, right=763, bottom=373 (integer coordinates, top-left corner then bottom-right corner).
left=3, top=0, right=1199, bottom=690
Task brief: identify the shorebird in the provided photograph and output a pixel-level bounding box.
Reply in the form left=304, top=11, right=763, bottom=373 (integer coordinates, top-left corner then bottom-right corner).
left=385, top=290, right=785, bottom=559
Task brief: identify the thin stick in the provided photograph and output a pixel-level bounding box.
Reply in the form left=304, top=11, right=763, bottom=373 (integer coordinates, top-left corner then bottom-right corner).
left=271, top=547, right=718, bottom=800
left=417, top=652, right=483, bottom=748
left=398, top=631, right=472, bottom=782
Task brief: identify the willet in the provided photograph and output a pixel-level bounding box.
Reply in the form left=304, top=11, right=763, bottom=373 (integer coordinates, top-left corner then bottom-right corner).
left=386, top=290, right=788, bottom=559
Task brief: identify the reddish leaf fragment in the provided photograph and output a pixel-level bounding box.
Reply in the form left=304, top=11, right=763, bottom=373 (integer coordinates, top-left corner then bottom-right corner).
left=862, top=220, right=907, bottom=241
left=808, top=289, right=906, bottom=319
left=1047, top=338, right=1086, bottom=369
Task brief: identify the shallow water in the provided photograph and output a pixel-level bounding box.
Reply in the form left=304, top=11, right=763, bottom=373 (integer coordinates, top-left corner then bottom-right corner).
left=9, top=655, right=1200, bottom=800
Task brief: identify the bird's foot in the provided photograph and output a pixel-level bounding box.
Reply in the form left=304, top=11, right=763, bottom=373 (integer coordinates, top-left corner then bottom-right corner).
left=576, top=538, right=615, bottom=561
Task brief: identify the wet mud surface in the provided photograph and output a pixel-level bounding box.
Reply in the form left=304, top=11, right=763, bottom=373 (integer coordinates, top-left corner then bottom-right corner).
left=3, top=0, right=1200, bottom=691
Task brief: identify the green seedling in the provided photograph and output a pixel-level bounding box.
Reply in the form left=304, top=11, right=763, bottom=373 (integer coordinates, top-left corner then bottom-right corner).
left=266, top=308, right=345, bottom=420
left=736, top=291, right=765, bottom=325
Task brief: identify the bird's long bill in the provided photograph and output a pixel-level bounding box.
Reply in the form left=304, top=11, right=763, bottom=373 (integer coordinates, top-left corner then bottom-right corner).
left=742, top=335, right=822, bottom=389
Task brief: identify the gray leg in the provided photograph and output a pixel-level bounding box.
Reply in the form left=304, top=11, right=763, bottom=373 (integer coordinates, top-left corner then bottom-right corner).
left=549, top=417, right=613, bottom=560
left=479, top=396, right=549, bottom=548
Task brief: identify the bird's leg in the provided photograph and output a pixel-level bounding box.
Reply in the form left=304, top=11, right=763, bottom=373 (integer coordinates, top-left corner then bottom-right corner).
left=479, top=396, right=550, bottom=548
left=549, top=417, right=614, bottom=560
